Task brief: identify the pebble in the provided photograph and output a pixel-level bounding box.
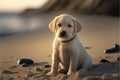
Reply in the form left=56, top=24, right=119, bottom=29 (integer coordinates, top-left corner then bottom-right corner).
left=43, top=70, right=50, bottom=74
left=58, top=69, right=67, bottom=74
left=44, top=64, right=51, bottom=68
left=116, top=57, right=120, bottom=61
left=21, top=63, right=29, bottom=67
left=17, top=58, right=34, bottom=66
left=34, top=67, right=43, bottom=72
left=1, top=70, right=17, bottom=74
left=85, top=47, right=91, bottom=49
left=25, top=72, right=35, bottom=77
left=99, top=59, right=110, bottom=63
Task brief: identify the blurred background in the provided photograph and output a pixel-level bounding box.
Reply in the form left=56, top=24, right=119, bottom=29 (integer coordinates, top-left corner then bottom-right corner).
left=0, top=0, right=119, bottom=62
left=0, top=0, right=119, bottom=36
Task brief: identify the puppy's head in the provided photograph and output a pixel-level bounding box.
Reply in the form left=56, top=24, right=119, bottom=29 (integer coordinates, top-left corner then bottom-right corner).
left=49, top=14, right=81, bottom=41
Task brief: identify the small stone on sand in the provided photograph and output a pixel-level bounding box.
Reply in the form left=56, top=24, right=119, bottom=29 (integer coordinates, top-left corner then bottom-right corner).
left=99, top=59, right=110, bottom=63
left=1, top=70, right=17, bottom=74
left=44, top=64, right=51, bottom=68
left=58, top=69, right=67, bottom=74
left=116, top=57, right=120, bottom=61
left=34, top=67, right=43, bottom=72
left=85, top=47, right=91, bottom=49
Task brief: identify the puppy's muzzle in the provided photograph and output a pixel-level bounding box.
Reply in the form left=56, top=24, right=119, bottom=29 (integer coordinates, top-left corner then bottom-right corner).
left=59, top=30, right=66, bottom=37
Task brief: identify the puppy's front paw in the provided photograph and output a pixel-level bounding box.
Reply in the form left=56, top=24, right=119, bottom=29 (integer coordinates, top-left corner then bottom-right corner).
left=47, top=71, right=57, bottom=77
left=67, top=71, right=74, bottom=75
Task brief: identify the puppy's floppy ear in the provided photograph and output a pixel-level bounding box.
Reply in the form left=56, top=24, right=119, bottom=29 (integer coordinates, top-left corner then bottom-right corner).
left=73, top=18, right=81, bottom=33
left=49, top=17, right=58, bottom=32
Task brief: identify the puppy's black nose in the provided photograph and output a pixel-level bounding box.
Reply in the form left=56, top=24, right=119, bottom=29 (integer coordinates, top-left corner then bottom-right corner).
left=59, top=30, right=66, bottom=37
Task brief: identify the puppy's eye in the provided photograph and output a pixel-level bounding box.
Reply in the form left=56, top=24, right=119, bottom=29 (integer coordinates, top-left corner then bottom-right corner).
left=68, top=24, right=72, bottom=28
left=58, top=23, right=62, bottom=27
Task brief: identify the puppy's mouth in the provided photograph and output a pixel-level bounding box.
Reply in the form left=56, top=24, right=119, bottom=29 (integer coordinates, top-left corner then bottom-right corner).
left=59, top=30, right=66, bottom=38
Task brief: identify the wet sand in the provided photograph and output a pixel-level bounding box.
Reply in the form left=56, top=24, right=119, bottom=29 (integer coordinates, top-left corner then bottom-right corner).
left=0, top=14, right=119, bottom=80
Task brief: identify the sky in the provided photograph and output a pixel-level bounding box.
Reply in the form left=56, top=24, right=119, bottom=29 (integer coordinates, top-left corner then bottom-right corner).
left=0, top=0, right=48, bottom=12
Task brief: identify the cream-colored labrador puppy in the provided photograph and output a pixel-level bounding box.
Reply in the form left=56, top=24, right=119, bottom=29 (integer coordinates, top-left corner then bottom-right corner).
left=47, top=14, right=92, bottom=76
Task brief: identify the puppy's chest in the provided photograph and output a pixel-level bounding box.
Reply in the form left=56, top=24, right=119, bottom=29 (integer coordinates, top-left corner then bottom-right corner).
left=58, top=43, right=77, bottom=54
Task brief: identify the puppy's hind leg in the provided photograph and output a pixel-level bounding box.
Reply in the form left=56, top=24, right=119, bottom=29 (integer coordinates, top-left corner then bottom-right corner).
left=79, top=56, right=92, bottom=73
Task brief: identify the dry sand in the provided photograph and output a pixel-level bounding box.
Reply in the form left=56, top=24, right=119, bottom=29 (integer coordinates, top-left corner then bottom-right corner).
left=0, top=14, right=120, bottom=80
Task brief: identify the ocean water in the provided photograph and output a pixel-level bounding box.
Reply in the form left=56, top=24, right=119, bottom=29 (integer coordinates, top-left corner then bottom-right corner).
left=0, top=13, right=42, bottom=36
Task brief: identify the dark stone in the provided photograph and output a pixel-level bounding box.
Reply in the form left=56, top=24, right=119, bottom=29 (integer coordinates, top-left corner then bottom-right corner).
left=21, top=63, right=29, bottom=67
left=17, top=58, right=34, bottom=66
left=116, top=57, right=120, bottom=61
left=35, top=67, right=43, bottom=72
left=44, top=64, right=51, bottom=68
left=1, top=70, right=18, bottom=74
left=85, top=46, right=91, bottom=49
left=100, top=59, right=110, bottom=63
left=25, top=72, right=35, bottom=77
left=58, top=69, right=67, bottom=74
left=104, top=44, right=120, bottom=53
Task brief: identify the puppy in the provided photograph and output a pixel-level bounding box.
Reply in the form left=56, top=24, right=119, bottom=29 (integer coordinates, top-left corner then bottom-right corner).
left=47, top=14, right=92, bottom=76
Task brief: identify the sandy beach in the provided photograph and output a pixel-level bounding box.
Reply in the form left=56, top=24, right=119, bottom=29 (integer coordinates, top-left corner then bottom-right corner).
left=0, top=14, right=119, bottom=80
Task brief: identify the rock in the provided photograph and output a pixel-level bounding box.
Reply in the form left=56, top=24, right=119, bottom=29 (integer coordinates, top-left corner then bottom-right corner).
left=104, top=44, right=120, bottom=53
left=44, top=64, right=51, bottom=68
left=58, top=69, right=67, bottom=74
left=116, top=57, right=120, bottom=61
left=43, top=70, right=50, bottom=74
left=99, top=59, right=110, bottom=63
left=25, top=72, right=35, bottom=77
left=17, top=58, right=34, bottom=67
left=21, top=63, right=29, bottom=67
left=1, top=70, right=18, bottom=74
left=34, top=67, right=43, bottom=72
left=85, top=47, right=91, bottom=49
